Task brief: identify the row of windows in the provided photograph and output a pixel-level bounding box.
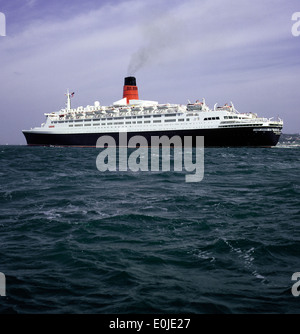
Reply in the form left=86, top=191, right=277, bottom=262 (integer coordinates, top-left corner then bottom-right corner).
left=60, top=116, right=223, bottom=124
left=56, top=114, right=239, bottom=126
left=114, top=115, right=151, bottom=120
left=52, top=113, right=188, bottom=124
left=204, top=117, right=220, bottom=121
left=67, top=118, right=192, bottom=127
left=54, top=115, right=254, bottom=127
left=224, top=116, right=246, bottom=119
left=219, top=124, right=263, bottom=128
left=54, top=118, right=192, bottom=125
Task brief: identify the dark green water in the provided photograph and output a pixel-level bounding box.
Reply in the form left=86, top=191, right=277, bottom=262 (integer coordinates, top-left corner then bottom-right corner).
left=0, top=135, right=299, bottom=313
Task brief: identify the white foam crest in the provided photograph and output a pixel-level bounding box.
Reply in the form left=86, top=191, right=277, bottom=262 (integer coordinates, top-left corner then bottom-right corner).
left=223, top=239, right=266, bottom=281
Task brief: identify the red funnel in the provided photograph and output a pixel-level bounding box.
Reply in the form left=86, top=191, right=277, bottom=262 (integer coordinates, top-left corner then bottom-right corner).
left=123, top=76, right=139, bottom=104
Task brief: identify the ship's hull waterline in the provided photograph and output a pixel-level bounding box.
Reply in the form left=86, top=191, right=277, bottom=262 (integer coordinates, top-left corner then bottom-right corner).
left=23, top=126, right=281, bottom=147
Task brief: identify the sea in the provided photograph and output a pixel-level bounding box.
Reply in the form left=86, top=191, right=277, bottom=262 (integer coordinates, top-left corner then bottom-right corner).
left=0, top=134, right=299, bottom=315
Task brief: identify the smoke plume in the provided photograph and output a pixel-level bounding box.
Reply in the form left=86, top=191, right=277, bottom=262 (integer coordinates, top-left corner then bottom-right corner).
left=127, top=15, right=184, bottom=75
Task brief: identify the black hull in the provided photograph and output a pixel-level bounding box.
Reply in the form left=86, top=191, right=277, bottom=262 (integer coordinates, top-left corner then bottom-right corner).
left=23, top=127, right=281, bottom=147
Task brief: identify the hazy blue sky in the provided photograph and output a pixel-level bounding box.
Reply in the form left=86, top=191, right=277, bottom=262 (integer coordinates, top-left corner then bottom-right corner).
left=0, top=0, right=299, bottom=144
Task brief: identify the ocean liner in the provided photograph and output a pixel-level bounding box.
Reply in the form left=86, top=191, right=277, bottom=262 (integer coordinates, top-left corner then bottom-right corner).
left=22, top=76, right=283, bottom=147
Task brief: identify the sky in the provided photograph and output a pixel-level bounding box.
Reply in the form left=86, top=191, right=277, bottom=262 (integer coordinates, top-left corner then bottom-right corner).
left=0, top=0, right=299, bottom=144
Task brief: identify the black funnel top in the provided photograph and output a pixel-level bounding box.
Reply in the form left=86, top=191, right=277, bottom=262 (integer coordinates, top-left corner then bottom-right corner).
left=124, top=76, right=136, bottom=86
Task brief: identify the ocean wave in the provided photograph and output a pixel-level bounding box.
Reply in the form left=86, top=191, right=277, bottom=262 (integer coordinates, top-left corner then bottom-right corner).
left=0, top=145, right=299, bottom=313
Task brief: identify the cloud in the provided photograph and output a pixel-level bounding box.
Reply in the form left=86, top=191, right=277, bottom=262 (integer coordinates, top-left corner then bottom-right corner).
left=127, top=13, right=186, bottom=75
left=26, top=0, right=38, bottom=7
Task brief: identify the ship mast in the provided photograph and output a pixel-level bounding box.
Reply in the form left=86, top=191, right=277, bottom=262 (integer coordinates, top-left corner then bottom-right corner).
left=65, top=89, right=71, bottom=111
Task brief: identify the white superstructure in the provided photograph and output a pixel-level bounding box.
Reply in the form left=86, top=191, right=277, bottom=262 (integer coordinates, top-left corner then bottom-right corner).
left=29, top=93, right=282, bottom=136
